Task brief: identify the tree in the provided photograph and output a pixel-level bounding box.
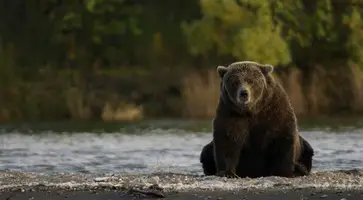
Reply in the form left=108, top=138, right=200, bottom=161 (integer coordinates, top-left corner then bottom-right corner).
left=182, top=0, right=291, bottom=66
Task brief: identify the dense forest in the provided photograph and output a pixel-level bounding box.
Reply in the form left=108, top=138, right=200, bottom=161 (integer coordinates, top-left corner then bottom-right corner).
left=0, top=0, right=363, bottom=122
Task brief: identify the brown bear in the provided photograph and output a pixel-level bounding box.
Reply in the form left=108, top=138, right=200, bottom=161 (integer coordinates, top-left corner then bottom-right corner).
left=200, top=134, right=314, bottom=177
left=209, top=61, right=311, bottom=178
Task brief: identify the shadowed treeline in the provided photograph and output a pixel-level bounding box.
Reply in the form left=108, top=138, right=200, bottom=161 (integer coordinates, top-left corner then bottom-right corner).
left=1, top=0, right=363, bottom=122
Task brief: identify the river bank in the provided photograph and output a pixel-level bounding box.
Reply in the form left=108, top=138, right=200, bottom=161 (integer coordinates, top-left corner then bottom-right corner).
left=2, top=187, right=363, bottom=200
left=0, top=170, right=362, bottom=199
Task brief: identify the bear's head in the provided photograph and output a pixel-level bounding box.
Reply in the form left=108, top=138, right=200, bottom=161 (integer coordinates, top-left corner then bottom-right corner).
left=217, top=61, right=274, bottom=114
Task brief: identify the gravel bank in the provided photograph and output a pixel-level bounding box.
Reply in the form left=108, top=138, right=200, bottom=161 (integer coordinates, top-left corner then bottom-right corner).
left=0, top=170, right=362, bottom=199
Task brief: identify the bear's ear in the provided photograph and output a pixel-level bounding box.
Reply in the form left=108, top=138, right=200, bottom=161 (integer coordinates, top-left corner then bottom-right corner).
left=259, top=64, right=274, bottom=75
left=217, top=66, right=228, bottom=78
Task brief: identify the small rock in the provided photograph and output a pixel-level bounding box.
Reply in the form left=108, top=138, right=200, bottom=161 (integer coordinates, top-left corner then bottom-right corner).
left=94, top=177, right=109, bottom=182
left=321, top=194, right=328, bottom=198
left=148, top=184, right=163, bottom=191
left=150, top=176, right=160, bottom=185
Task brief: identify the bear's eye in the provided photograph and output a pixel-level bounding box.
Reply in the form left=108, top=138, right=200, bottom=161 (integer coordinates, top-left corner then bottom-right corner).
left=228, top=76, right=240, bottom=87
left=232, top=81, right=239, bottom=87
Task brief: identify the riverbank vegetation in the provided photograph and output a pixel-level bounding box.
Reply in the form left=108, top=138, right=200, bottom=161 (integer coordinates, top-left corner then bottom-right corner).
left=1, top=0, right=363, bottom=123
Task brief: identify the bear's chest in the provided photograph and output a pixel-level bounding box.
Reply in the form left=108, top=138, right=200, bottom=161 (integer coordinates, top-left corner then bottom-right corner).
left=247, top=125, right=270, bottom=151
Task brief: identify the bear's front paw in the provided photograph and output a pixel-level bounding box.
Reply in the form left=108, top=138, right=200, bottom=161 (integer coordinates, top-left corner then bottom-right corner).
left=215, top=170, right=226, bottom=177
left=216, top=170, right=240, bottom=179
left=293, top=163, right=309, bottom=177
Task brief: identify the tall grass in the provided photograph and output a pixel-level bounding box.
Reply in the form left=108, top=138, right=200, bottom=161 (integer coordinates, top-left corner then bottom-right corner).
left=64, top=84, right=144, bottom=121
left=350, top=64, right=363, bottom=112
left=181, top=69, right=220, bottom=118
left=0, top=66, right=144, bottom=122
left=101, top=101, right=143, bottom=122
left=274, top=68, right=306, bottom=116
left=181, top=65, right=363, bottom=118
left=1, top=57, right=363, bottom=122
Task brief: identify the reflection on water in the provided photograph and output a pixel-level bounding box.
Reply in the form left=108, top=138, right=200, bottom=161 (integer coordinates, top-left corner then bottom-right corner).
left=0, top=119, right=362, bottom=174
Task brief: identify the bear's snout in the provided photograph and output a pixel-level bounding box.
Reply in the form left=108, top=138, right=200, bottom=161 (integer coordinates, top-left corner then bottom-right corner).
left=237, top=87, right=249, bottom=104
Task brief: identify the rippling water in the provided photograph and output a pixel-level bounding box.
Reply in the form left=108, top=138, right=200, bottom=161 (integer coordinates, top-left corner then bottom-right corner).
left=0, top=120, right=362, bottom=174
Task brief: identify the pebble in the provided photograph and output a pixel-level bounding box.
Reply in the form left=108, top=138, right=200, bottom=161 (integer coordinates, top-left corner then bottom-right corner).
left=94, top=177, right=109, bottom=182
left=0, top=170, right=363, bottom=195
left=150, top=176, right=160, bottom=185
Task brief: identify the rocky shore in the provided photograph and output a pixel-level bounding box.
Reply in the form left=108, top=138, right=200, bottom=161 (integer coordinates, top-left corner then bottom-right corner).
left=0, top=170, right=362, bottom=199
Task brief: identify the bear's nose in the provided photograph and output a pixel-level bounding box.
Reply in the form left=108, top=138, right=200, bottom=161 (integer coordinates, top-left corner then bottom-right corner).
left=239, top=89, right=249, bottom=102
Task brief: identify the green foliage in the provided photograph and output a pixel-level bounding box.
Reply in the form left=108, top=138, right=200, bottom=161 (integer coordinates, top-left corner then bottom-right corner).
left=0, top=0, right=143, bottom=69
left=273, top=0, right=337, bottom=47
left=343, top=7, right=363, bottom=67
left=86, top=0, right=142, bottom=41
left=1, top=0, right=363, bottom=121
left=183, top=0, right=363, bottom=68
left=273, top=0, right=363, bottom=66
left=182, top=0, right=291, bottom=66
left=1, top=0, right=363, bottom=70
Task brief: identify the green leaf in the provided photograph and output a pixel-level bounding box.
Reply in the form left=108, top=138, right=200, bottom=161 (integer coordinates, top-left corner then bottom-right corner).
left=86, top=0, right=97, bottom=12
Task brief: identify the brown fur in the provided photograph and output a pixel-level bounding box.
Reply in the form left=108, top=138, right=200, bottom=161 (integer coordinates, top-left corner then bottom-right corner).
left=212, top=61, right=303, bottom=178
left=200, top=134, right=314, bottom=177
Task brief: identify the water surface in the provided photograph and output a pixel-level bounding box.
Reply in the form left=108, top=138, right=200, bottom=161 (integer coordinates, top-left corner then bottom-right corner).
left=0, top=119, right=362, bottom=174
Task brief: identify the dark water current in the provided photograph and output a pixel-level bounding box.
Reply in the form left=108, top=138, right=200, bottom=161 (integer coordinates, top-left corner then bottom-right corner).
left=0, top=119, right=362, bottom=174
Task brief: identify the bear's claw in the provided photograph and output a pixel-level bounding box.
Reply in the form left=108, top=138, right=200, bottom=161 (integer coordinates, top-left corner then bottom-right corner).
left=216, top=170, right=240, bottom=179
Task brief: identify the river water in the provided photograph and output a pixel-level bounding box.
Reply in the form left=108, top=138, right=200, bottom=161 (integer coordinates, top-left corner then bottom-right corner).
left=0, top=119, right=362, bottom=174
